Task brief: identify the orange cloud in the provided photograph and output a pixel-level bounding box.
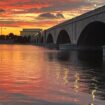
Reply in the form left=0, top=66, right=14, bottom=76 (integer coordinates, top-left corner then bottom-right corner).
left=0, top=0, right=104, bottom=35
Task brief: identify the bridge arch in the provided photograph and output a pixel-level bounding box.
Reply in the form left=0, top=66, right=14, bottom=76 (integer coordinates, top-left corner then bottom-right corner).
left=46, top=33, right=53, bottom=44
left=77, top=21, right=105, bottom=46
left=56, top=30, right=71, bottom=44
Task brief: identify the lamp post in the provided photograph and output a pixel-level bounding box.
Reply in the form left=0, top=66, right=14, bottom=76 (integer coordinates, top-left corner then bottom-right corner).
left=1, top=27, right=2, bottom=35
left=1, top=27, right=6, bottom=35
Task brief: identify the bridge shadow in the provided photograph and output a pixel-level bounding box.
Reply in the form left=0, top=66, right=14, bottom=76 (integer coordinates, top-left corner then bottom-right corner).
left=77, top=49, right=103, bottom=67
left=46, top=49, right=105, bottom=99
left=46, top=49, right=103, bottom=67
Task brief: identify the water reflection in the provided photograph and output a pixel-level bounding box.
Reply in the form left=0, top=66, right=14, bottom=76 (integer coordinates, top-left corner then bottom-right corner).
left=90, top=89, right=97, bottom=105
left=77, top=49, right=103, bottom=67
left=74, top=72, right=80, bottom=93
left=63, top=68, right=69, bottom=85
left=46, top=49, right=105, bottom=104
left=0, top=45, right=105, bottom=105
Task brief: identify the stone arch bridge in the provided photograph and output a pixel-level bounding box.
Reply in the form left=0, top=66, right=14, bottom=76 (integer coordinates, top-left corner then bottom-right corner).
left=39, top=5, right=105, bottom=48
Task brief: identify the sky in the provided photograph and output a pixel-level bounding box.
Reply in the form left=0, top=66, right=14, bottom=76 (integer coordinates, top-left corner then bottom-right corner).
left=0, top=0, right=105, bottom=35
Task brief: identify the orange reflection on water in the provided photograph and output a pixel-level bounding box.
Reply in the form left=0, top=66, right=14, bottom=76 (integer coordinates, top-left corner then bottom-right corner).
left=90, top=77, right=97, bottom=105
left=0, top=45, right=103, bottom=105
left=91, top=90, right=96, bottom=105
left=74, top=72, right=80, bottom=93
left=0, top=45, right=47, bottom=99
left=63, top=68, right=69, bottom=85
left=0, top=45, right=75, bottom=104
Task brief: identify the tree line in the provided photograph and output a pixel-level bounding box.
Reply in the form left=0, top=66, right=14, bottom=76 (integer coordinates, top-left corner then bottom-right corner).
left=0, top=33, right=31, bottom=44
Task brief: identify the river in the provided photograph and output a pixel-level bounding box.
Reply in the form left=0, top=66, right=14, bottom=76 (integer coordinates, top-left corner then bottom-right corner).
left=0, top=44, right=105, bottom=105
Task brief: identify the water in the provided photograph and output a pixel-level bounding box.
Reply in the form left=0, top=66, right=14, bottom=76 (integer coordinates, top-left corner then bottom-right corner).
left=0, top=45, right=105, bottom=105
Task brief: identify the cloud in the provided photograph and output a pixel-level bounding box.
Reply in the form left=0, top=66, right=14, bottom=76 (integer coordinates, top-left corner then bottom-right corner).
left=56, top=13, right=65, bottom=19
left=0, top=0, right=105, bottom=31
left=36, top=1, right=90, bottom=12
left=37, top=13, right=57, bottom=19
left=0, top=0, right=94, bottom=12
left=0, top=9, right=5, bottom=13
left=37, top=13, right=65, bottom=20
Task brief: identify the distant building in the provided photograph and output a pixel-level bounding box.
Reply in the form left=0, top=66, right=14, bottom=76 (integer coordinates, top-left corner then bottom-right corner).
left=20, top=28, right=42, bottom=43
left=20, top=29, right=42, bottom=37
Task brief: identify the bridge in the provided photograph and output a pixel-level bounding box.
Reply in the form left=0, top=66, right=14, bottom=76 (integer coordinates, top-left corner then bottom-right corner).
left=34, top=5, right=105, bottom=50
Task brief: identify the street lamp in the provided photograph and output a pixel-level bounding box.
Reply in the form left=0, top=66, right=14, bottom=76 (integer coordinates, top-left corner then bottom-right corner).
left=1, top=26, right=6, bottom=35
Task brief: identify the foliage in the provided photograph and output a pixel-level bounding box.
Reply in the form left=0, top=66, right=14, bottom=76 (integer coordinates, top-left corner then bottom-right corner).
left=0, top=33, right=31, bottom=44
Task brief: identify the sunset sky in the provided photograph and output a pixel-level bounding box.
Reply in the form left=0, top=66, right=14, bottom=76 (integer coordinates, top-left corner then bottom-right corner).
left=0, top=0, right=105, bottom=35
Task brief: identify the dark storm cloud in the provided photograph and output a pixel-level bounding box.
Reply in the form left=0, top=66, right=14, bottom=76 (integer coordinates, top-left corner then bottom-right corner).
left=37, top=13, right=65, bottom=20
left=38, top=13, right=57, bottom=19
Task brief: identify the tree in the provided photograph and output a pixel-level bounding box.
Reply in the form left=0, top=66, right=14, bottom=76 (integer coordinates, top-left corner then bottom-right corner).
left=8, top=33, right=15, bottom=39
